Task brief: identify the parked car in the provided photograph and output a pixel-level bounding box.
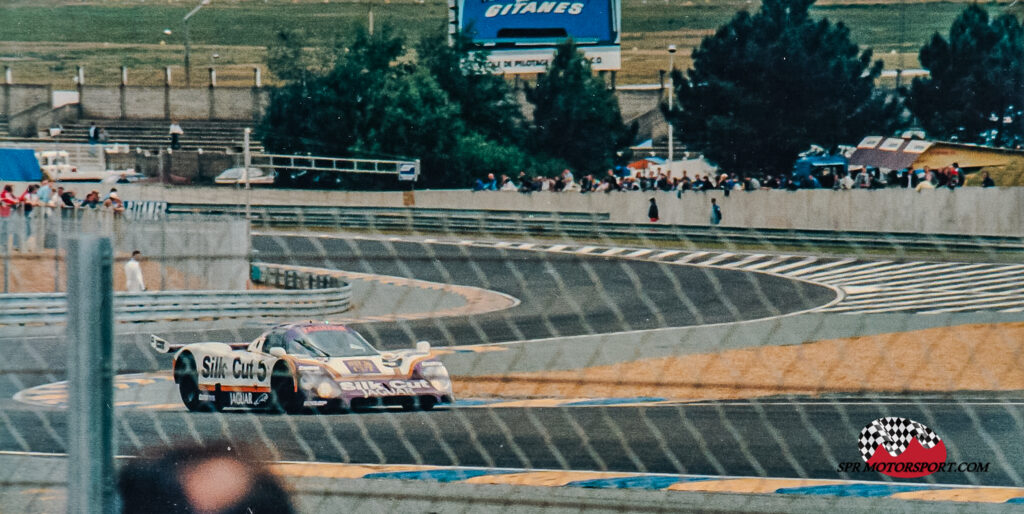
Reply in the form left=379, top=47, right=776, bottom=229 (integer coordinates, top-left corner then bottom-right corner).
left=214, top=167, right=276, bottom=185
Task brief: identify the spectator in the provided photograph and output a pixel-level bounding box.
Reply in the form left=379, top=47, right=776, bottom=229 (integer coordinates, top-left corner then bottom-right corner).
left=899, top=169, right=916, bottom=189
left=710, top=197, right=722, bottom=225
left=953, top=162, right=965, bottom=187
left=37, top=179, right=53, bottom=209
left=561, top=168, right=574, bottom=187
left=50, top=186, right=65, bottom=209
left=169, top=120, right=184, bottom=150
left=87, top=122, right=98, bottom=144
left=499, top=174, right=517, bottom=191
left=0, top=184, right=17, bottom=250
left=839, top=171, right=854, bottom=190
left=125, top=250, right=145, bottom=292
left=19, top=184, right=39, bottom=243
left=518, top=175, right=533, bottom=193
left=579, top=174, right=595, bottom=193
left=657, top=173, right=672, bottom=192
left=648, top=197, right=659, bottom=222
left=853, top=167, right=872, bottom=189
left=915, top=170, right=936, bottom=192
left=60, top=188, right=78, bottom=208
left=81, top=190, right=101, bottom=209
left=109, top=192, right=126, bottom=215
left=472, top=173, right=497, bottom=191
left=119, top=443, right=294, bottom=514
left=604, top=170, right=620, bottom=192
left=982, top=171, right=995, bottom=188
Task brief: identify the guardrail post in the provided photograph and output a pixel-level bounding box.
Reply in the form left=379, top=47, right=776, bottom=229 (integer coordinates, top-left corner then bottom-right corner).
left=66, top=235, right=115, bottom=514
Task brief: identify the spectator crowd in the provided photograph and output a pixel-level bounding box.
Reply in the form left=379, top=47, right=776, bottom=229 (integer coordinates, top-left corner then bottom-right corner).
left=1, top=179, right=129, bottom=251
left=1, top=179, right=127, bottom=217
left=473, top=162, right=991, bottom=195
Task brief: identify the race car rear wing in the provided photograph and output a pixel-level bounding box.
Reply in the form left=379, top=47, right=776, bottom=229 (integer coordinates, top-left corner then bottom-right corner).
left=150, top=335, right=184, bottom=354
left=150, top=335, right=249, bottom=354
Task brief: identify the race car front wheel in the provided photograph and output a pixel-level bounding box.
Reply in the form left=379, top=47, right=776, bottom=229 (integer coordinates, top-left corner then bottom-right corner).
left=271, top=367, right=304, bottom=414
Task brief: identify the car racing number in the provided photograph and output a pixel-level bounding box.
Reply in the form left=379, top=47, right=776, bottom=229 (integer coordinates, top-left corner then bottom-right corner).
left=198, top=354, right=274, bottom=406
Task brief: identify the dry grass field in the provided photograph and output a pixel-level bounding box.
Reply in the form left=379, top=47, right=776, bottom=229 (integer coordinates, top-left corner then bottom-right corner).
left=1, top=0, right=1020, bottom=87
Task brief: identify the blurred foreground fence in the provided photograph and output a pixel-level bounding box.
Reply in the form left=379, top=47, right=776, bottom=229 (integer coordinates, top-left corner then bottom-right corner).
left=1, top=202, right=1023, bottom=513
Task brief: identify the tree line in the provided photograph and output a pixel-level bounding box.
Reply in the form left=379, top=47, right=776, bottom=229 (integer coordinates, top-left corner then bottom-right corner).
left=260, top=0, right=1024, bottom=186
left=259, top=27, right=633, bottom=189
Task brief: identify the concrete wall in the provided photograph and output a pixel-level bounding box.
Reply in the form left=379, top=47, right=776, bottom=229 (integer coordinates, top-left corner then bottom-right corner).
left=116, top=218, right=250, bottom=290
left=1, top=84, right=51, bottom=117
left=124, top=87, right=166, bottom=119
left=616, top=89, right=663, bottom=123
left=79, top=87, right=121, bottom=119
left=169, top=88, right=210, bottom=119
left=2, top=213, right=249, bottom=290
left=78, top=85, right=268, bottom=121
left=133, top=151, right=239, bottom=183
left=114, top=186, right=1024, bottom=237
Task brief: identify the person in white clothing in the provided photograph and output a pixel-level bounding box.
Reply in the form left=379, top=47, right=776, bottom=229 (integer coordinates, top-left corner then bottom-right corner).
left=125, top=250, right=145, bottom=292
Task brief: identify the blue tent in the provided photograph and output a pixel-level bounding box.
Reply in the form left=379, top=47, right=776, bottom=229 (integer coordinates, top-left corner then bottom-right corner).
left=0, top=149, right=42, bottom=181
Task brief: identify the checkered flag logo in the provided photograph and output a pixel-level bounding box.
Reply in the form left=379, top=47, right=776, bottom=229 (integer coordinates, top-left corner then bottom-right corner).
left=858, top=417, right=942, bottom=462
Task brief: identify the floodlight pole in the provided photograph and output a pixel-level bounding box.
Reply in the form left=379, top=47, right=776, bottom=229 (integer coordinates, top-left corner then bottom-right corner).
left=667, top=44, right=676, bottom=173
left=183, top=0, right=212, bottom=88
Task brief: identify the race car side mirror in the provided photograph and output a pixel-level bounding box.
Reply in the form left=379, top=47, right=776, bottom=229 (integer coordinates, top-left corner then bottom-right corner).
left=269, top=347, right=286, bottom=358
left=415, top=341, right=430, bottom=353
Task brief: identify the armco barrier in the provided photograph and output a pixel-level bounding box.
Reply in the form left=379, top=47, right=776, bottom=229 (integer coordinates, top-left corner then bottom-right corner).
left=118, top=186, right=1024, bottom=238
left=174, top=203, right=1024, bottom=255
left=250, top=263, right=342, bottom=290
left=0, top=285, right=351, bottom=328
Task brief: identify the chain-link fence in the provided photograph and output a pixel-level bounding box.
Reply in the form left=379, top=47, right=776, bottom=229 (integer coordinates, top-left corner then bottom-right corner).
left=1, top=189, right=1022, bottom=513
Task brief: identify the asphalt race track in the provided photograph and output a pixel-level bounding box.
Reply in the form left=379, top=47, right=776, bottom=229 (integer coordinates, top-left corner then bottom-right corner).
left=252, top=235, right=835, bottom=348
left=1, top=235, right=1021, bottom=488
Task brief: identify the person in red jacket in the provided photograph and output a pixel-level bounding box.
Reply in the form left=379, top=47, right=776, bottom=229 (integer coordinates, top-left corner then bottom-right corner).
left=1, top=184, right=20, bottom=250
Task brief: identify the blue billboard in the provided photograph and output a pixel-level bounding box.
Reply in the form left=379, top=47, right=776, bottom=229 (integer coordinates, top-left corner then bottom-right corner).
left=458, top=0, right=619, bottom=46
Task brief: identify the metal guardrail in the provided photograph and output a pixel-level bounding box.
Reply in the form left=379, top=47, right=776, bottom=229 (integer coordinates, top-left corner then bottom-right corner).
left=251, top=263, right=342, bottom=290
left=168, top=203, right=1024, bottom=255
left=251, top=153, right=420, bottom=181
left=0, top=263, right=351, bottom=328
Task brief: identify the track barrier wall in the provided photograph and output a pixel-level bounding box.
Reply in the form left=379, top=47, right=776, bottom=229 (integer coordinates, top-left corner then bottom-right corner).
left=112, top=186, right=1024, bottom=237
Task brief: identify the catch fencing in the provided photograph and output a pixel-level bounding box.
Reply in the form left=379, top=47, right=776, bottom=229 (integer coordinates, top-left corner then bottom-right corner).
left=0, top=204, right=1021, bottom=513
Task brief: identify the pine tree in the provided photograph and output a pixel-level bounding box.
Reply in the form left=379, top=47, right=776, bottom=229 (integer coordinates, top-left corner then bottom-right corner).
left=669, top=0, right=900, bottom=175
left=527, top=40, right=636, bottom=174
left=906, top=4, right=1024, bottom=147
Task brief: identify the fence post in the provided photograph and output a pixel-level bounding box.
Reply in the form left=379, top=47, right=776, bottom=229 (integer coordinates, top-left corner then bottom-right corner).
left=66, top=235, right=115, bottom=514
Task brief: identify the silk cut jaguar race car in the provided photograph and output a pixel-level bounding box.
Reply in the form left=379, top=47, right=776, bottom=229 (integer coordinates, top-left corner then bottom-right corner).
left=151, top=321, right=454, bottom=413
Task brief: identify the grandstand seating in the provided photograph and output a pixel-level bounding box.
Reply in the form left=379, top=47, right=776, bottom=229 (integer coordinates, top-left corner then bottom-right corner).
left=42, top=119, right=263, bottom=153
left=0, top=115, right=9, bottom=137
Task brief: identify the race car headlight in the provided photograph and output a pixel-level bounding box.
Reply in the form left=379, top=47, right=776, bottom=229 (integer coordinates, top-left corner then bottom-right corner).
left=315, top=380, right=340, bottom=399
left=419, top=364, right=452, bottom=393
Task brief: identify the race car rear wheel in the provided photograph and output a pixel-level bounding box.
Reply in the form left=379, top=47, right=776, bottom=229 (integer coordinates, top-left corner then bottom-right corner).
left=418, top=396, right=437, bottom=411
left=270, top=367, right=303, bottom=414
left=176, top=354, right=206, bottom=412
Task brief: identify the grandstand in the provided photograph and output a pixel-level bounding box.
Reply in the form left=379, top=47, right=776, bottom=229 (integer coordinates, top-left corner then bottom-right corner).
left=0, top=119, right=262, bottom=154
left=56, top=120, right=263, bottom=153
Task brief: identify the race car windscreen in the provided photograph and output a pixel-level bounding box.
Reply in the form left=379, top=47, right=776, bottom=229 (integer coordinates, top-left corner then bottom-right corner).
left=297, top=329, right=378, bottom=358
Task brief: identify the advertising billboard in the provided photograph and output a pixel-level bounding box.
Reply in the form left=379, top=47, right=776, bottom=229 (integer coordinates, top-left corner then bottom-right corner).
left=454, top=0, right=621, bottom=74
